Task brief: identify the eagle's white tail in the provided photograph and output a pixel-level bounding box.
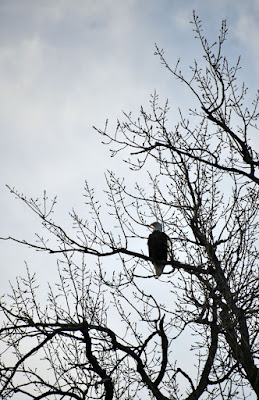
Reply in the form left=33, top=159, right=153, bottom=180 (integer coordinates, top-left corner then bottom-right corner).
left=154, top=263, right=164, bottom=276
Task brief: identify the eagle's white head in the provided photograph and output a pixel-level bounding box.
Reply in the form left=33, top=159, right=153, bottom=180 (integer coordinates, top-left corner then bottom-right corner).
left=150, top=221, right=163, bottom=232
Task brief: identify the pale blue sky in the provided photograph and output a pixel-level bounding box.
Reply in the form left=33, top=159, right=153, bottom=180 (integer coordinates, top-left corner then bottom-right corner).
left=1, top=0, right=259, bottom=292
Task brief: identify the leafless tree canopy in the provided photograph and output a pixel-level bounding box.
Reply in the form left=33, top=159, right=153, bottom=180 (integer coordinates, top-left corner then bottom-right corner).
left=1, top=12, right=258, bottom=400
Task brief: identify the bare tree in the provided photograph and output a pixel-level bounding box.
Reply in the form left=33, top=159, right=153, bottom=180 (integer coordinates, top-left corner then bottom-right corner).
left=0, top=12, right=258, bottom=400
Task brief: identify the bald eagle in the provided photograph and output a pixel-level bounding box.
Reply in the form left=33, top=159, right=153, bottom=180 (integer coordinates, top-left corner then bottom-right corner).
left=148, top=222, right=168, bottom=276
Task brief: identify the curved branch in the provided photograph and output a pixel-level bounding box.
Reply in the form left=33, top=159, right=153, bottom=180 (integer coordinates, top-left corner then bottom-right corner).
left=154, top=315, right=168, bottom=386
left=186, top=323, right=218, bottom=400
left=0, top=235, right=209, bottom=276
left=81, top=323, right=114, bottom=400
left=131, top=140, right=259, bottom=184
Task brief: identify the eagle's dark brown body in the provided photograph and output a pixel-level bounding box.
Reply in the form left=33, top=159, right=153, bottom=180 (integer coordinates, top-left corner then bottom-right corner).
left=148, top=230, right=168, bottom=276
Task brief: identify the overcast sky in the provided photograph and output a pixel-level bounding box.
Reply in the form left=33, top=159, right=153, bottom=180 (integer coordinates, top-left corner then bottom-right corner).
left=0, top=2, right=258, bottom=399
left=1, top=0, right=259, bottom=293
